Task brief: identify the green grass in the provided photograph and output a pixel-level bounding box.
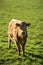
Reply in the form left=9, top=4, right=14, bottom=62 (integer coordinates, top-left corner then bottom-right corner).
left=0, top=0, right=43, bottom=65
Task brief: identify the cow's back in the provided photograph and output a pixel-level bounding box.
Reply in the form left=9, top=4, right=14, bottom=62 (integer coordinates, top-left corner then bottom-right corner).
left=8, top=19, right=22, bottom=41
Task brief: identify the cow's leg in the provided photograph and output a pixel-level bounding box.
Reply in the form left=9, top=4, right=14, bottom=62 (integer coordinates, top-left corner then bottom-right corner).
left=16, top=42, right=21, bottom=56
left=22, top=37, right=27, bottom=56
left=22, top=39, right=27, bottom=56
left=22, top=43, right=26, bottom=56
left=8, top=33, right=13, bottom=48
left=8, top=37, right=12, bottom=48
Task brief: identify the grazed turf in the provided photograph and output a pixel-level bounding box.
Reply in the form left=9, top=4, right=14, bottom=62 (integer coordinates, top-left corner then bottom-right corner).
left=0, top=0, right=43, bottom=65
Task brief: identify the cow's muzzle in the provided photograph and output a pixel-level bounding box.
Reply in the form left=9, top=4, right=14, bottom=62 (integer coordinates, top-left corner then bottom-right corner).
left=22, top=31, right=26, bottom=36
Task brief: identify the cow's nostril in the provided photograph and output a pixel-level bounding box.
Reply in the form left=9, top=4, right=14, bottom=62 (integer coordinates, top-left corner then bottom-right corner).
left=22, top=32, right=25, bottom=35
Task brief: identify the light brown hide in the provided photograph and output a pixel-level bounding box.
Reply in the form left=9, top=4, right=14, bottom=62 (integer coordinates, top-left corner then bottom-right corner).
left=8, top=19, right=31, bottom=56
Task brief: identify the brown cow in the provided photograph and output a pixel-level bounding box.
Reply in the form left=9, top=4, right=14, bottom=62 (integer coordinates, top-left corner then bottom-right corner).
left=8, top=19, right=31, bottom=56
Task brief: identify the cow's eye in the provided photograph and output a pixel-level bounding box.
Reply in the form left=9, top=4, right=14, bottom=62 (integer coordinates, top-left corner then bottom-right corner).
left=16, top=23, right=20, bottom=26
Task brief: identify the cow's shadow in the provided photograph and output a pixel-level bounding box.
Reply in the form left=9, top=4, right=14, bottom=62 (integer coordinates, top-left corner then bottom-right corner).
left=0, top=46, right=43, bottom=65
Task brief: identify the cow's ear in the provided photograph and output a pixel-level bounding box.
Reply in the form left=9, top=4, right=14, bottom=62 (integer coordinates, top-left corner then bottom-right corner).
left=26, top=23, right=31, bottom=26
left=16, top=23, right=20, bottom=26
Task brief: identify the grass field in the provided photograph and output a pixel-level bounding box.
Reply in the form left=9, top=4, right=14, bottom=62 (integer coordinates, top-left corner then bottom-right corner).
left=0, top=0, right=43, bottom=65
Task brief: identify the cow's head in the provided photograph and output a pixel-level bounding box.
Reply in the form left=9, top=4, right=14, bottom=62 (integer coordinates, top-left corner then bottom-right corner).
left=16, top=22, right=31, bottom=39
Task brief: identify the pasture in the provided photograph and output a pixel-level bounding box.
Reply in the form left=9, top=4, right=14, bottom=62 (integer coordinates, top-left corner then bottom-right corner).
left=0, top=0, right=43, bottom=65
